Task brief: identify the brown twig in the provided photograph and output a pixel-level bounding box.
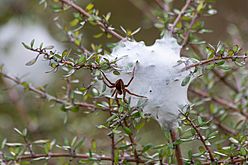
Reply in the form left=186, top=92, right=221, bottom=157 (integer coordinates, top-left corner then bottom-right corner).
left=123, top=119, right=140, bottom=165
left=128, top=0, right=157, bottom=23
left=0, top=72, right=101, bottom=111
left=205, top=115, right=237, bottom=135
left=66, top=32, right=91, bottom=55
left=181, top=113, right=215, bottom=162
left=182, top=13, right=199, bottom=47
left=108, top=100, right=116, bottom=165
left=59, top=0, right=124, bottom=40
left=3, top=151, right=246, bottom=164
left=212, top=70, right=239, bottom=93
left=170, top=0, right=193, bottom=33
left=189, top=88, right=248, bottom=118
left=3, top=152, right=146, bottom=163
left=170, top=129, right=183, bottom=165
left=27, top=47, right=99, bottom=70
left=154, top=0, right=170, bottom=12
left=190, top=44, right=240, bottom=93
left=182, top=55, right=248, bottom=71
left=202, top=157, right=247, bottom=165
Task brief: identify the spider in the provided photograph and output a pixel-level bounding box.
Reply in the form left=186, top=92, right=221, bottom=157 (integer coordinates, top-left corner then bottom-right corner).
left=101, top=67, right=146, bottom=105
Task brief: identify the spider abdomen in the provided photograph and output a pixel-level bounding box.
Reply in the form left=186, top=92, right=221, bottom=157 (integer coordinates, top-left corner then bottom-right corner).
left=115, top=79, right=125, bottom=95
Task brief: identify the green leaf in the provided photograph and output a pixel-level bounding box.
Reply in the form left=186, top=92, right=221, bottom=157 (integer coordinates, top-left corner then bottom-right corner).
left=91, top=139, right=97, bottom=152
left=181, top=75, right=191, bottom=86
left=22, top=42, right=31, bottom=49
left=14, top=128, right=23, bottom=136
left=93, top=33, right=103, bottom=38
left=216, top=60, right=225, bottom=66
left=142, top=144, right=153, bottom=153
left=1, top=138, right=7, bottom=149
left=86, top=3, right=94, bottom=11
left=25, top=55, right=39, bottom=66
left=229, top=137, right=239, bottom=144
left=22, top=128, right=27, bottom=137
left=105, top=12, right=111, bottom=21
left=123, top=127, right=132, bottom=135
left=44, top=45, right=54, bottom=50
left=70, top=18, right=79, bottom=27
left=113, top=70, right=120, bottom=75
left=30, top=39, right=35, bottom=48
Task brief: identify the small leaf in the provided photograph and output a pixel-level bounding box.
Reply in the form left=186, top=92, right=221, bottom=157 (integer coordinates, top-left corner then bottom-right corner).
left=33, top=139, right=49, bottom=144
left=131, top=27, right=141, bottom=35
left=123, top=127, right=132, bottom=135
left=30, top=39, right=35, bottom=48
left=25, top=55, right=40, bottom=66
left=70, top=18, right=79, bottom=27
left=1, top=138, right=7, bottom=149
left=86, top=3, right=94, bottom=11
left=39, top=42, right=44, bottom=49
left=22, top=128, right=27, bottom=137
left=14, top=128, right=23, bottom=136
left=22, top=42, right=31, bottom=49
left=181, top=75, right=191, bottom=86
left=229, top=137, right=239, bottom=144
left=44, top=45, right=54, bottom=50
left=93, top=33, right=104, bottom=38
left=113, top=70, right=120, bottom=75
left=105, top=12, right=111, bottom=21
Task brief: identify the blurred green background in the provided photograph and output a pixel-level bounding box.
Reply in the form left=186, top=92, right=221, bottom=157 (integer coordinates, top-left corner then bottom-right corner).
left=0, top=0, right=248, bottom=163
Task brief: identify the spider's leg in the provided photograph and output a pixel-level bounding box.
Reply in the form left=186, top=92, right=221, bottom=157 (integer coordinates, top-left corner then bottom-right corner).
left=101, top=71, right=115, bottom=86
left=115, top=91, right=120, bottom=107
left=111, top=89, right=117, bottom=97
left=122, top=90, right=128, bottom=103
left=103, top=78, right=115, bottom=88
left=126, top=89, right=146, bottom=98
left=125, top=67, right=135, bottom=87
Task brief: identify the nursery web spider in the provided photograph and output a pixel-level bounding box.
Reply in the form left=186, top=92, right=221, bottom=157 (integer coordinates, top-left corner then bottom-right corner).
left=101, top=67, right=146, bottom=105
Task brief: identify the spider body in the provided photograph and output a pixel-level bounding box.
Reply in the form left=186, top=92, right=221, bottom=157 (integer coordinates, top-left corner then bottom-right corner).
left=101, top=67, right=146, bottom=105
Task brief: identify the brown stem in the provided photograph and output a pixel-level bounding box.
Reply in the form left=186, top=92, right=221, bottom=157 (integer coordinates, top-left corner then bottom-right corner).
left=183, top=114, right=215, bottom=162
left=3, top=152, right=146, bottom=163
left=212, top=70, right=239, bottom=93
left=123, top=119, right=140, bottom=165
left=154, top=0, right=170, bottom=12
left=128, top=0, right=157, bottom=23
left=60, top=0, right=124, bottom=40
left=182, top=55, right=248, bottom=71
left=170, top=0, right=193, bottom=33
left=0, top=72, right=104, bottom=111
left=182, top=13, right=199, bottom=47
left=170, top=129, right=183, bottom=165
left=189, top=88, right=248, bottom=118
